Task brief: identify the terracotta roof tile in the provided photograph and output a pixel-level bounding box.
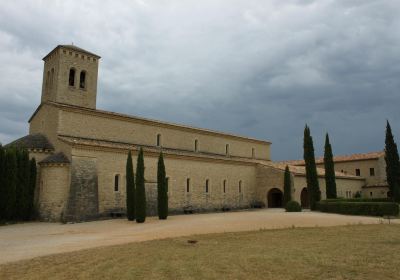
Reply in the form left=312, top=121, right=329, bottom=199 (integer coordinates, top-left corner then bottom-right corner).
left=279, top=151, right=384, bottom=166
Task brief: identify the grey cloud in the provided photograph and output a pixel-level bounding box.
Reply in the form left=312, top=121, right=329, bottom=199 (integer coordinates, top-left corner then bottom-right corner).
left=1, top=0, right=400, bottom=160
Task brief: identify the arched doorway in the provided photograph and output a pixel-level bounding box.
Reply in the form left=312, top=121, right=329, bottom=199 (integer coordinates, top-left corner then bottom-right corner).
left=267, top=188, right=283, bottom=208
left=301, top=187, right=309, bottom=208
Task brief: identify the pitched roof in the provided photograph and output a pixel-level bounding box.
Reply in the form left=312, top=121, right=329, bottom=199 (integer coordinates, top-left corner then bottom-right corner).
left=43, top=44, right=101, bottom=60
left=5, top=134, right=54, bottom=150
left=39, top=152, right=70, bottom=164
left=258, top=161, right=364, bottom=180
left=279, top=151, right=384, bottom=166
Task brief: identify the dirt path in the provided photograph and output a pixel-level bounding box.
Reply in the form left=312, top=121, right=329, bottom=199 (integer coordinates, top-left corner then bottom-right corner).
left=0, top=209, right=396, bottom=264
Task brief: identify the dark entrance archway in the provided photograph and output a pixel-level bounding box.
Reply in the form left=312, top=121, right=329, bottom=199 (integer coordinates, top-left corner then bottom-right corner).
left=300, top=187, right=309, bottom=208
left=267, top=188, right=283, bottom=208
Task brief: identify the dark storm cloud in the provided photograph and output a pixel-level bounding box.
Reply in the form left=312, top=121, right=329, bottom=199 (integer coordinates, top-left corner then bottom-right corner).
left=1, top=0, right=400, bottom=160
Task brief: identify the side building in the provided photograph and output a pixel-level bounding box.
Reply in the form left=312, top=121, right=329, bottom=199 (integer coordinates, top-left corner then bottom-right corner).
left=282, top=151, right=389, bottom=199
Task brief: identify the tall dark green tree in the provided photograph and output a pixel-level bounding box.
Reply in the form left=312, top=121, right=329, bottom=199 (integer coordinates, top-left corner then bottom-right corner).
left=16, top=149, right=30, bottom=220
left=303, top=125, right=321, bottom=210
left=157, top=152, right=168, bottom=220
left=28, top=158, right=37, bottom=220
left=324, top=133, right=337, bottom=199
left=0, top=145, right=5, bottom=220
left=126, top=150, right=135, bottom=221
left=135, top=148, right=146, bottom=223
left=283, top=165, right=292, bottom=206
left=384, top=121, right=400, bottom=202
left=4, top=149, right=17, bottom=220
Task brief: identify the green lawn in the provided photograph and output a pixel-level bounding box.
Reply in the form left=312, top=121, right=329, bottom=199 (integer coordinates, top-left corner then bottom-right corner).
left=1, top=224, right=399, bottom=280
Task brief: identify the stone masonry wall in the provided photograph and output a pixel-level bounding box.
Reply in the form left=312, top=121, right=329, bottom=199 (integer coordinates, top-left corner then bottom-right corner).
left=64, top=156, right=99, bottom=221
left=38, top=164, right=70, bottom=221
left=72, top=146, right=257, bottom=217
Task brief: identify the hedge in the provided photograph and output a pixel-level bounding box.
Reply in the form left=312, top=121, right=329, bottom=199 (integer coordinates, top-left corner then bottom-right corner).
left=317, top=200, right=399, bottom=217
left=325, top=198, right=391, bottom=203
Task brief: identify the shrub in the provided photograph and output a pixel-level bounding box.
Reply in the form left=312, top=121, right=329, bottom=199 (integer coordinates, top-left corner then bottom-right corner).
left=317, top=200, right=399, bottom=217
left=285, top=201, right=302, bottom=212
left=251, top=201, right=265, bottom=209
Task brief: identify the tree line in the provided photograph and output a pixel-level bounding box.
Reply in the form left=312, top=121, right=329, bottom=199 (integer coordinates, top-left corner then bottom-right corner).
left=126, top=148, right=168, bottom=223
left=0, top=145, right=37, bottom=222
left=283, top=121, right=400, bottom=210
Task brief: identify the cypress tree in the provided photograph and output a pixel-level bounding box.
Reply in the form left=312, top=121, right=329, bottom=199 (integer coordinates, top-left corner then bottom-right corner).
left=126, top=150, right=135, bottom=221
left=28, top=158, right=37, bottom=220
left=15, top=149, right=30, bottom=220
left=157, top=152, right=168, bottom=220
left=303, top=125, right=321, bottom=210
left=283, top=165, right=292, bottom=206
left=324, top=133, right=337, bottom=199
left=135, top=148, right=146, bottom=223
left=0, top=145, right=5, bottom=220
left=15, top=149, right=23, bottom=220
left=4, top=149, right=17, bottom=220
left=384, top=121, right=400, bottom=202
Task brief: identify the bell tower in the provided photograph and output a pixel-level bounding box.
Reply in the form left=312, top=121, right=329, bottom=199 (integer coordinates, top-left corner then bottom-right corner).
left=41, top=45, right=101, bottom=109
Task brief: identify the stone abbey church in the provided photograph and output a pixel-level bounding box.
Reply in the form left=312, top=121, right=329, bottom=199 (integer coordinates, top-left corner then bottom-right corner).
left=9, top=45, right=386, bottom=222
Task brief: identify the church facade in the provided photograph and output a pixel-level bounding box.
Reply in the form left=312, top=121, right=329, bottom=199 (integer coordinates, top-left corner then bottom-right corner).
left=9, top=45, right=367, bottom=222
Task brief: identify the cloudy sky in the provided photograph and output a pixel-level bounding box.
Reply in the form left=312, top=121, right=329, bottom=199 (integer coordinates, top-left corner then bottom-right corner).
left=0, top=0, right=399, bottom=160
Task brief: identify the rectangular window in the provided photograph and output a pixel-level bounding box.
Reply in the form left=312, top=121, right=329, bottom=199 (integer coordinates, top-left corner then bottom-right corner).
left=239, top=181, right=242, bottom=193
left=223, top=180, right=226, bottom=193
left=355, top=169, right=361, bottom=176
left=205, top=179, right=209, bottom=193
left=186, top=178, right=190, bottom=193
left=157, top=134, right=161, bottom=147
left=370, top=192, right=373, bottom=197
left=252, top=148, right=255, bottom=159
left=369, top=168, right=375, bottom=176
left=225, top=144, right=229, bottom=156
left=114, top=174, right=120, bottom=192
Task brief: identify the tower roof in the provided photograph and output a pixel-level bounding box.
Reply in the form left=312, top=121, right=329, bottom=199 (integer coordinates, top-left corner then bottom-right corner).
left=42, top=44, right=101, bottom=61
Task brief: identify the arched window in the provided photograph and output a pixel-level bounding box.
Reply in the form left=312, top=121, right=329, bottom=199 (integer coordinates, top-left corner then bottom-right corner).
left=69, top=68, right=76, bottom=86
left=157, top=134, right=161, bottom=147
left=239, top=180, right=242, bottom=193
left=225, top=144, right=229, bottom=156
left=79, top=71, right=86, bottom=89
left=114, top=174, right=120, bottom=192
left=205, top=179, right=209, bottom=193
left=194, top=139, right=198, bottom=152
left=186, top=178, right=190, bottom=193
left=223, top=180, right=226, bottom=193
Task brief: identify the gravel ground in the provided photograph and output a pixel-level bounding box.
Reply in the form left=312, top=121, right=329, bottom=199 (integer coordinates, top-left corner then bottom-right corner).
left=0, top=209, right=396, bottom=264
